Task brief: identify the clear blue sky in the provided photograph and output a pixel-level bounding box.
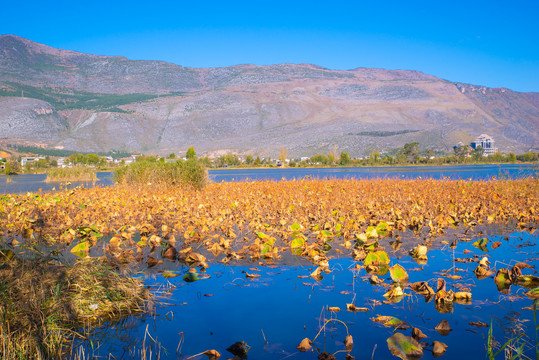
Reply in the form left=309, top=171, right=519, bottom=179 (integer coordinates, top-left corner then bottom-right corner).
left=2, top=0, right=538, bottom=92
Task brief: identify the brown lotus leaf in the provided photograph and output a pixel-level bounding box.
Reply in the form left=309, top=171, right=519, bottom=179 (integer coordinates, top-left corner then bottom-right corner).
left=244, top=272, right=261, bottom=279
left=347, top=304, right=369, bottom=312
left=514, top=262, right=534, bottom=270
left=434, top=319, right=452, bottom=336
left=412, top=327, right=428, bottom=341
left=432, top=340, right=448, bottom=358
left=453, top=291, right=471, bottom=300
left=491, top=241, right=501, bottom=249
left=296, top=337, right=312, bottom=352
left=370, top=274, right=384, bottom=284
left=469, top=321, right=488, bottom=327
left=146, top=256, right=159, bottom=268
left=474, top=265, right=494, bottom=280
left=387, top=333, right=423, bottom=360
left=163, top=246, right=177, bottom=261
left=436, top=278, right=446, bottom=292
left=328, top=306, right=341, bottom=313
left=411, top=281, right=435, bottom=296
left=344, top=334, right=353, bottom=352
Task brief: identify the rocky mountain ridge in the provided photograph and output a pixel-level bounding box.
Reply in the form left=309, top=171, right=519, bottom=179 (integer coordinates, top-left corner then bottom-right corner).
left=0, top=34, right=537, bottom=156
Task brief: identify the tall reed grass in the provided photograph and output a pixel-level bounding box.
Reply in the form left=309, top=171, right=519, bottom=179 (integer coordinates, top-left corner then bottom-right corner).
left=114, top=159, right=208, bottom=189
left=46, top=167, right=97, bottom=182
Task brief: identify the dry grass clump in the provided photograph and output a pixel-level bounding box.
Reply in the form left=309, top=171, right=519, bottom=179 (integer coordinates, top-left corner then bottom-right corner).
left=114, top=158, right=208, bottom=189
left=0, top=252, right=150, bottom=359
left=46, top=167, right=97, bottom=182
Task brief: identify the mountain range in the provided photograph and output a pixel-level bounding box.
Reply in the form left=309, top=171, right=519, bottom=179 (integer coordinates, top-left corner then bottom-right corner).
left=0, top=34, right=538, bottom=157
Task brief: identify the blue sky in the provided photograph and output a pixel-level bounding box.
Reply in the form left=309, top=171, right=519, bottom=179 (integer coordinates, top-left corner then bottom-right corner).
left=2, top=0, right=538, bottom=92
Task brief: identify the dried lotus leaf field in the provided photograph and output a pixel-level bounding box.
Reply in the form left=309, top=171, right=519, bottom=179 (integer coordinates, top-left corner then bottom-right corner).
left=0, top=179, right=537, bottom=255
left=0, top=178, right=538, bottom=360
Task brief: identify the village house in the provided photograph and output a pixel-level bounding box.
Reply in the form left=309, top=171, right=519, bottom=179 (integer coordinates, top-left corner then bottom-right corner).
left=21, top=156, right=46, bottom=167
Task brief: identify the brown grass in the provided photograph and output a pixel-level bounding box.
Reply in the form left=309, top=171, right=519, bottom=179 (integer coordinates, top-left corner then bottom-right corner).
left=0, top=253, right=151, bottom=359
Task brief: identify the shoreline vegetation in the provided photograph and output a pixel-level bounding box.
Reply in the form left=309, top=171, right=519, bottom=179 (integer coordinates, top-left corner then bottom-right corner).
left=114, top=156, right=208, bottom=189
left=1, top=142, right=538, bottom=177
left=0, top=254, right=151, bottom=359
left=46, top=167, right=98, bottom=182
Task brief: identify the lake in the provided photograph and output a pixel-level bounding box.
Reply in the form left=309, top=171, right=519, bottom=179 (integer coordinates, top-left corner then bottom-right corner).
left=1, top=164, right=537, bottom=360
left=72, top=225, right=538, bottom=360
left=1, top=164, right=537, bottom=194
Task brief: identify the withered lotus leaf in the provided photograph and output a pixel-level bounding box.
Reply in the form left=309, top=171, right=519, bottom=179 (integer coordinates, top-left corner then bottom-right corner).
left=296, top=338, right=312, bottom=352
left=387, top=333, right=423, bottom=360
left=344, top=334, right=353, bottom=352
left=389, top=264, right=409, bottom=283
left=432, top=341, right=448, bottom=358
left=412, top=327, right=427, bottom=341
left=346, top=304, right=369, bottom=312
left=202, top=349, right=221, bottom=359
left=434, top=319, right=452, bottom=336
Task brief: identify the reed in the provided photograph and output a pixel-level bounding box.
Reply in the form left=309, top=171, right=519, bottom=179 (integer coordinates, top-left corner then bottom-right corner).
left=0, top=252, right=151, bottom=359
left=114, top=158, right=208, bottom=189
left=46, top=167, right=97, bottom=182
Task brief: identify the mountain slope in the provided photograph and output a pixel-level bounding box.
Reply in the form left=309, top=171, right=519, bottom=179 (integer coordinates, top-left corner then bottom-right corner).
left=0, top=35, right=537, bottom=156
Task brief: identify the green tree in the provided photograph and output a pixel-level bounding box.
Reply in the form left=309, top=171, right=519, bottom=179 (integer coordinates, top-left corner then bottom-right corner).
left=186, top=147, right=196, bottom=159
left=168, top=153, right=176, bottom=159
left=245, top=155, right=254, bottom=165
left=472, top=146, right=484, bottom=161
left=369, top=151, right=380, bottom=164
left=311, top=154, right=329, bottom=165
left=454, top=145, right=471, bottom=163
left=401, top=142, right=420, bottom=163
left=339, top=152, right=351, bottom=165
left=254, top=156, right=261, bottom=166
left=506, top=153, right=516, bottom=162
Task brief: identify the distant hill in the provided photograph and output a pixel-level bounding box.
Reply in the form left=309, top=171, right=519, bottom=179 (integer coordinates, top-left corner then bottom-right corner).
left=1, top=34, right=537, bottom=157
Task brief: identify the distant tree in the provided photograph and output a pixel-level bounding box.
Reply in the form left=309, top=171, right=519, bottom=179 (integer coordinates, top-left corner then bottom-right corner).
left=254, top=156, right=261, bottom=166
left=506, top=153, right=516, bottom=162
left=50, top=159, right=58, bottom=167
left=339, top=152, right=351, bottom=165
left=401, top=142, right=420, bottom=163
left=424, top=149, right=435, bottom=161
left=311, top=154, right=329, bottom=165
left=245, top=155, right=254, bottom=165
left=4, top=160, right=20, bottom=175
left=186, top=147, right=196, bottom=159
left=517, top=152, right=538, bottom=162
left=454, top=145, right=471, bottom=163
left=369, top=151, right=380, bottom=164
left=278, top=147, right=289, bottom=165
left=168, top=152, right=176, bottom=159
left=472, top=146, right=484, bottom=161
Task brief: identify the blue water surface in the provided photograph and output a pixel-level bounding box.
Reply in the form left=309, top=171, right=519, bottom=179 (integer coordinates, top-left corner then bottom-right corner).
left=0, top=164, right=537, bottom=194
left=77, top=229, right=538, bottom=360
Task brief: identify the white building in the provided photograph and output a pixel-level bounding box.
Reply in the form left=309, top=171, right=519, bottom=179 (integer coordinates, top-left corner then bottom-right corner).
left=471, top=134, right=497, bottom=156
left=21, top=157, right=46, bottom=167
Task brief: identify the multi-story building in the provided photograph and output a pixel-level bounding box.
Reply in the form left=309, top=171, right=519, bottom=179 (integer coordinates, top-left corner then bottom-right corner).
left=471, top=134, right=497, bottom=156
